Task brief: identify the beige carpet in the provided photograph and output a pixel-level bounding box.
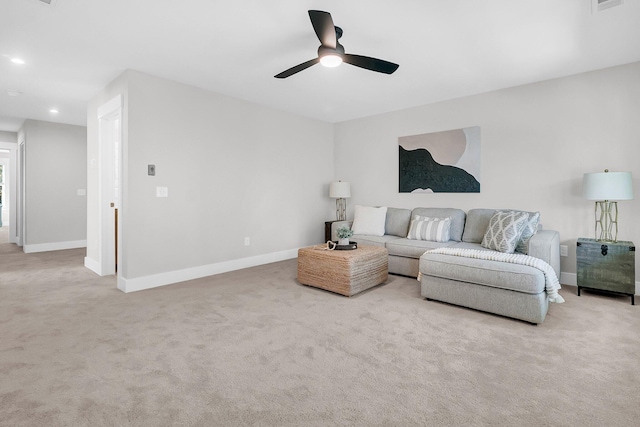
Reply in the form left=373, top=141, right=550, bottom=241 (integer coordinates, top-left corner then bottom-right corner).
left=1, top=228, right=639, bottom=426
left=0, top=225, right=9, bottom=246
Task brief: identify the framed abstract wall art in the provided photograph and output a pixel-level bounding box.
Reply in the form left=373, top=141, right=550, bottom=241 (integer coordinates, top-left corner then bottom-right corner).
left=399, top=126, right=480, bottom=193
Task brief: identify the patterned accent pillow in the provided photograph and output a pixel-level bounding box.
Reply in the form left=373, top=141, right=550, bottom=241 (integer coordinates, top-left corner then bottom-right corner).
left=406, top=216, right=451, bottom=242
left=481, top=210, right=530, bottom=253
left=515, top=211, right=540, bottom=254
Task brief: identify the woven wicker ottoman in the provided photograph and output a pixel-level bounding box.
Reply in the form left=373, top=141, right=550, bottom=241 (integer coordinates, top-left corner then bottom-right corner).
left=297, top=245, right=388, bottom=296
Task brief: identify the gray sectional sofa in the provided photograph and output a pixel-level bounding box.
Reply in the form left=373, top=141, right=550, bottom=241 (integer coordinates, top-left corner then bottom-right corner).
left=331, top=207, right=561, bottom=324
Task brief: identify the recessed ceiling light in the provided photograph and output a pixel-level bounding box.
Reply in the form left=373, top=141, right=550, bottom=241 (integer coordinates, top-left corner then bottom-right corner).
left=7, top=90, right=22, bottom=97
left=49, top=109, right=59, bottom=114
left=11, top=58, right=25, bottom=65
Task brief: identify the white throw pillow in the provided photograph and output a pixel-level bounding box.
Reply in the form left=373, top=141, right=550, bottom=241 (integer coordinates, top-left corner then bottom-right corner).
left=351, top=205, right=387, bottom=236
left=481, top=210, right=529, bottom=253
left=407, top=216, right=451, bottom=242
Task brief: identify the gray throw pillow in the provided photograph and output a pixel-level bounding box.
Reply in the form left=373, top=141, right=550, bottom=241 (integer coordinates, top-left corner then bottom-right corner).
left=515, top=211, right=540, bottom=254
left=481, top=210, right=529, bottom=253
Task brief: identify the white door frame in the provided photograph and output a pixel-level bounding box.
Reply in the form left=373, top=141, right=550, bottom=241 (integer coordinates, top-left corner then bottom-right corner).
left=0, top=141, right=17, bottom=243
left=18, top=140, right=25, bottom=246
left=97, top=95, right=123, bottom=278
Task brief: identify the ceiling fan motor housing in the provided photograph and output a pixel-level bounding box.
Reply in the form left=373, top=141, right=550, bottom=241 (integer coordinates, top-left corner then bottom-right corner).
left=318, top=44, right=345, bottom=58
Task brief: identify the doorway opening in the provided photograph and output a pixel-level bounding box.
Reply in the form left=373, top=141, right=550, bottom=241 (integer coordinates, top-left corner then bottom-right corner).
left=0, top=153, right=6, bottom=240
left=0, top=142, right=18, bottom=245
left=97, top=95, right=123, bottom=279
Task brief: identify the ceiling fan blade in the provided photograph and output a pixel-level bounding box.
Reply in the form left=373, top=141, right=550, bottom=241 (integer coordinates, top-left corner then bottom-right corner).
left=342, top=54, right=399, bottom=74
left=308, top=10, right=336, bottom=48
left=274, top=58, right=320, bottom=79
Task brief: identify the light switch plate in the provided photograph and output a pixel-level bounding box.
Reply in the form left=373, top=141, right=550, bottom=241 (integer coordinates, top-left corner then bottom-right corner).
left=148, top=164, right=156, bottom=176
left=156, top=187, right=168, bottom=197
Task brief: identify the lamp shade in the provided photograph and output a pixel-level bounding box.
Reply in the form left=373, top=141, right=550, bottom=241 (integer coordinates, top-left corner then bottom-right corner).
left=329, top=181, right=351, bottom=198
left=583, top=171, right=633, bottom=201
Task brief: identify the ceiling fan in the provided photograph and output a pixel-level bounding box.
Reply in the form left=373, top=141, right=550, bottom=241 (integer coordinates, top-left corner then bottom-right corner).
left=274, top=10, right=399, bottom=79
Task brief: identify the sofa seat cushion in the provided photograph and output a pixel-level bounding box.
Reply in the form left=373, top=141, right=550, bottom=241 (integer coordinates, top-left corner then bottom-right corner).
left=352, top=234, right=402, bottom=248
left=419, top=252, right=545, bottom=294
left=386, top=238, right=456, bottom=259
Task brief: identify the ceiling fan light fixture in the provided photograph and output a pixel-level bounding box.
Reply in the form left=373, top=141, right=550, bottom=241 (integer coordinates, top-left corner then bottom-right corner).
left=274, top=10, right=398, bottom=78
left=320, top=54, right=343, bottom=68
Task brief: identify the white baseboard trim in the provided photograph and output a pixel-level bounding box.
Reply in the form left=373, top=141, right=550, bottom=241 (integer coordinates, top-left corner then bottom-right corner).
left=560, top=271, right=640, bottom=296
left=560, top=272, right=577, bottom=287
left=84, top=256, right=102, bottom=276
left=24, top=240, right=87, bottom=254
left=117, top=248, right=299, bottom=293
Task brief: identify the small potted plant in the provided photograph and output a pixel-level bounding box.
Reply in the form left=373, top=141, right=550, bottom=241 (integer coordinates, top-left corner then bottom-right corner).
left=336, top=226, right=353, bottom=246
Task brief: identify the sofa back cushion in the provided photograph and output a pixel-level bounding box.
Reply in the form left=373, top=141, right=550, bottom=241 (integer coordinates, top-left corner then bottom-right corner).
left=411, top=208, right=466, bottom=241
left=385, top=207, right=412, bottom=237
left=462, top=209, right=497, bottom=243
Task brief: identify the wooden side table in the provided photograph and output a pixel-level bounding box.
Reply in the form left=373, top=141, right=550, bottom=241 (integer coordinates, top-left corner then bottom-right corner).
left=325, top=221, right=338, bottom=242
left=576, top=238, right=636, bottom=305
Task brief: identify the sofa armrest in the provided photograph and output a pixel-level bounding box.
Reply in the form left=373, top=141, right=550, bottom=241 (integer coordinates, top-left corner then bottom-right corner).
left=528, top=230, right=560, bottom=277
left=330, top=221, right=354, bottom=241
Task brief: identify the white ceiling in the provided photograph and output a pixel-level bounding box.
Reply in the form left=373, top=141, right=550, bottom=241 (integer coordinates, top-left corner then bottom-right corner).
left=1, top=0, right=639, bottom=132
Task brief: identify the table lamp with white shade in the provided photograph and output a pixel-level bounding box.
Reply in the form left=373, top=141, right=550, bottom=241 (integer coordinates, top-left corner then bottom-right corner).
left=329, top=181, right=351, bottom=221
left=582, top=169, right=633, bottom=242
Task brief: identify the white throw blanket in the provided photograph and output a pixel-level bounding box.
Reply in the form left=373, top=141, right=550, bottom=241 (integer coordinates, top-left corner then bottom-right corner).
left=423, top=248, right=565, bottom=303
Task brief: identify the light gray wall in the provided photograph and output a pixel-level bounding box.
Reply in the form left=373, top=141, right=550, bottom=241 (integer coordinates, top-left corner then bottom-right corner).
left=22, top=120, right=87, bottom=247
left=0, top=131, right=17, bottom=143
left=89, top=70, right=334, bottom=282
left=334, top=61, right=640, bottom=281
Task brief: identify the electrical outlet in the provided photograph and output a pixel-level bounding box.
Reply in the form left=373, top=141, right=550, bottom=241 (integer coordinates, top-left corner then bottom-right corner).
left=244, top=237, right=250, bottom=246
left=560, top=245, right=568, bottom=257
